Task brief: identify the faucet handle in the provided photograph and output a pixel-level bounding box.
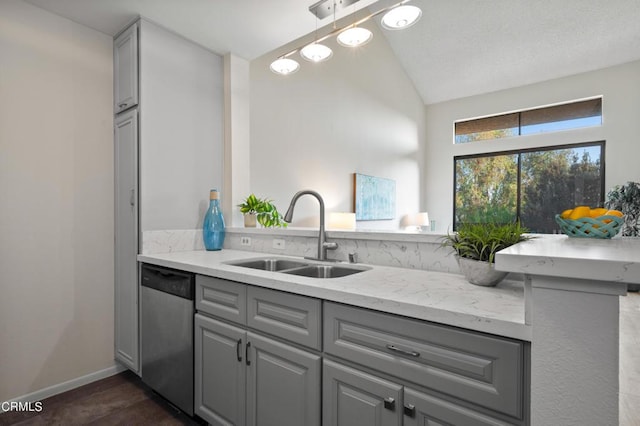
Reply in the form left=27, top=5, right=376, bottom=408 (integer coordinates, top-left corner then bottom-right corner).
left=323, top=241, right=338, bottom=251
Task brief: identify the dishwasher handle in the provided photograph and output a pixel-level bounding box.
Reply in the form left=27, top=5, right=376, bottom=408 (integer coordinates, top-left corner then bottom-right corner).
left=141, top=264, right=195, bottom=300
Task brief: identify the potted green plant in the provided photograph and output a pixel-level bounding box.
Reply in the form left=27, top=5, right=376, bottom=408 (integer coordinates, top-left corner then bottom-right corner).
left=441, top=222, right=531, bottom=286
left=605, top=181, right=640, bottom=237
left=238, top=194, right=262, bottom=227
left=606, top=181, right=640, bottom=291
left=238, top=194, right=288, bottom=228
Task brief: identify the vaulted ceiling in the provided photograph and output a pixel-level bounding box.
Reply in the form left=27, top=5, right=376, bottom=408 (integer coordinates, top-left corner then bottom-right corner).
left=25, top=0, right=640, bottom=104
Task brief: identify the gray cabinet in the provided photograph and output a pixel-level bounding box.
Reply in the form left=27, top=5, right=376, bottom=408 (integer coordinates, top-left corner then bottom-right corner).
left=114, top=22, right=138, bottom=113
left=404, top=387, right=513, bottom=426
left=195, top=276, right=321, bottom=426
left=114, top=109, right=138, bottom=372
left=246, top=332, right=321, bottom=426
left=113, top=18, right=223, bottom=375
left=197, top=275, right=247, bottom=325
left=247, top=285, right=321, bottom=350
left=324, top=302, right=525, bottom=419
left=195, top=313, right=246, bottom=426
left=323, top=359, right=516, bottom=426
left=323, top=359, right=402, bottom=426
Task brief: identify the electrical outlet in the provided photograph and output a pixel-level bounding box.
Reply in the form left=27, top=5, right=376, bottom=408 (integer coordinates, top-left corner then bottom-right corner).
left=240, top=237, right=251, bottom=246
left=273, top=239, right=285, bottom=250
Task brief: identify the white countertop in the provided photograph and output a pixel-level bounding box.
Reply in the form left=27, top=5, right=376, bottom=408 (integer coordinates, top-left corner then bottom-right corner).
left=138, top=249, right=530, bottom=341
left=495, top=235, right=640, bottom=284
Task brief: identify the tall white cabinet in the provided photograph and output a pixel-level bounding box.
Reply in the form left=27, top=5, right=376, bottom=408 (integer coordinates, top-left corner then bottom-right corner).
left=114, top=109, right=139, bottom=371
left=113, top=18, right=224, bottom=374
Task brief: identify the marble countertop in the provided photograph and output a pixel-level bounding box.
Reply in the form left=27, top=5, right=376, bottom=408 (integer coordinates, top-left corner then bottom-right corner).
left=138, top=249, right=530, bottom=341
left=496, top=235, right=640, bottom=284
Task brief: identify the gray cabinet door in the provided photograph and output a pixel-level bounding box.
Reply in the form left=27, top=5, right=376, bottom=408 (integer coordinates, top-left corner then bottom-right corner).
left=246, top=332, right=321, bottom=426
left=114, top=109, right=139, bottom=372
left=404, top=387, right=513, bottom=426
left=323, top=359, right=402, bottom=426
left=114, top=22, right=138, bottom=113
left=195, top=313, right=246, bottom=426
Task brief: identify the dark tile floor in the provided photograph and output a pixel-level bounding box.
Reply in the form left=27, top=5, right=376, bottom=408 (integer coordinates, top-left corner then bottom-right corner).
left=0, top=371, right=204, bottom=426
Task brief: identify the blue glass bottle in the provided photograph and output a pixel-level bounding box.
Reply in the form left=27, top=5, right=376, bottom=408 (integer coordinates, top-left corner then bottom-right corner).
left=203, top=189, right=225, bottom=251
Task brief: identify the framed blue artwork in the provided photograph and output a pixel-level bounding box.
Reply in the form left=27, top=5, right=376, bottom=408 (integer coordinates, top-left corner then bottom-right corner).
left=353, top=173, right=396, bottom=220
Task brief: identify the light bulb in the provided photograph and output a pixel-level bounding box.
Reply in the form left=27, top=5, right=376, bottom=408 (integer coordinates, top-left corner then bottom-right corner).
left=269, top=57, right=300, bottom=75
left=300, top=43, right=333, bottom=62
left=381, top=5, right=422, bottom=30
left=336, top=27, right=373, bottom=47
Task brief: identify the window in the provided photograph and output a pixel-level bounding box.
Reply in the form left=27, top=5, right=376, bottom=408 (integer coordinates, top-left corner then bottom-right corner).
left=454, top=98, right=602, bottom=144
left=454, top=142, right=605, bottom=233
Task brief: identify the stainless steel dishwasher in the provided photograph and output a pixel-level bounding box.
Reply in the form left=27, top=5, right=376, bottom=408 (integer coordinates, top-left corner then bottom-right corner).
left=140, top=263, right=195, bottom=416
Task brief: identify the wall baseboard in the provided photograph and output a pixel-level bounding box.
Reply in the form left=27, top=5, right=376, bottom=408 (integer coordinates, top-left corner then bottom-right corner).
left=2, top=363, right=128, bottom=412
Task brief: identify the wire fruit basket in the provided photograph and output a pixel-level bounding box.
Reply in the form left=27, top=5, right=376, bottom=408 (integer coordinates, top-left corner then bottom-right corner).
left=555, top=214, right=623, bottom=238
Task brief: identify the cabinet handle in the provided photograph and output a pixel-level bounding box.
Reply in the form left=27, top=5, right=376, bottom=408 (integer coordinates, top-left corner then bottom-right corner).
left=386, top=344, right=420, bottom=358
left=245, top=341, right=251, bottom=366
left=236, top=339, right=242, bottom=362
left=118, top=102, right=128, bottom=108
left=129, top=189, right=135, bottom=207
left=404, top=403, right=416, bottom=417
left=383, top=397, right=395, bottom=411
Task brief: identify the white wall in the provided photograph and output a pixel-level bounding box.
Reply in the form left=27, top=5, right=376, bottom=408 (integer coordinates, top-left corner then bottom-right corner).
left=250, top=20, right=426, bottom=230
left=425, top=60, right=640, bottom=233
left=0, top=0, right=114, bottom=401
left=223, top=54, right=251, bottom=228
left=139, top=19, right=224, bottom=231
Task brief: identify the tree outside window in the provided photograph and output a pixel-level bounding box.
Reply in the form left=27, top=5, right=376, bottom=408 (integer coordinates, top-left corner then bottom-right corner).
left=454, top=142, right=604, bottom=232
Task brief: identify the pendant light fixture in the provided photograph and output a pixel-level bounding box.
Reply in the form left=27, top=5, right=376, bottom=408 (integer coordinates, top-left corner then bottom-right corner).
left=381, top=4, right=422, bottom=30
left=337, top=26, right=373, bottom=47
left=270, top=57, right=300, bottom=75
left=337, top=2, right=373, bottom=47
left=270, top=0, right=421, bottom=75
left=300, top=42, right=333, bottom=62
left=300, top=13, right=333, bottom=62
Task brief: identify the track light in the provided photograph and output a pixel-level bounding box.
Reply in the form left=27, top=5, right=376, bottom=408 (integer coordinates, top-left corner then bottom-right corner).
left=269, top=0, right=421, bottom=75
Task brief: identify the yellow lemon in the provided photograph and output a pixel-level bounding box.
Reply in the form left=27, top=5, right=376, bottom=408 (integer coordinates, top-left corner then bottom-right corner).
left=589, top=207, right=608, bottom=218
left=569, top=206, right=591, bottom=220
left=560, top=209, right=573, bottom=219
left=605, top=209, right=623, bottom=218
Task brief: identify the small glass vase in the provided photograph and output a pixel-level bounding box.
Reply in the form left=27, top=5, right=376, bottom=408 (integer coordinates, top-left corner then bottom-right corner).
left=203, top=189, right=225, bottom=251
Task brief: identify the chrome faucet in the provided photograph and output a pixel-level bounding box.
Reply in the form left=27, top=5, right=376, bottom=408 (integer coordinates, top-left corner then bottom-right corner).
left=283, top=190, right=338, bottom=261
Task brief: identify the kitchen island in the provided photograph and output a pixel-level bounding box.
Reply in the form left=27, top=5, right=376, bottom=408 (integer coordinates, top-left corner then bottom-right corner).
left=496, top=236, right=640, bottom=426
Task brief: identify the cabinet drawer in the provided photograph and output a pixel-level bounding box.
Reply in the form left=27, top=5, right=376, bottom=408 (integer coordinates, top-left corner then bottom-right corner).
left=196, top=275, right=246, bottom=325
left=247, top=286, right=321, bottom=350
left=324, top=302, right=524, bottom=419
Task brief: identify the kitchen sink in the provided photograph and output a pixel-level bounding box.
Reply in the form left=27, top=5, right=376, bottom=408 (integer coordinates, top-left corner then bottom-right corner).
left=225, top=257, right=369, bottom=278
left=226, top=258, right=308, bottom=272
left=282, top=264, right=368, bottom=279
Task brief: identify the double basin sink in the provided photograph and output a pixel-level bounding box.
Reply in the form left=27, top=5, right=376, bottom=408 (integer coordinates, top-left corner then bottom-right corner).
left=226, top=257, right=369, bottom=279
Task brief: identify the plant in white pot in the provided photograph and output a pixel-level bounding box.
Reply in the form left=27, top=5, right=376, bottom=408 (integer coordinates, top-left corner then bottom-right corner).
left=441, top=222, right=532, bottom=286
left=238, top=194, right=287, bottom=228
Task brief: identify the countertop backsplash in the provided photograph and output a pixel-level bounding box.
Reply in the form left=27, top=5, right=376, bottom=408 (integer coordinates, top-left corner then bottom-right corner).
left=142, top=228, right=461, bottom=274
